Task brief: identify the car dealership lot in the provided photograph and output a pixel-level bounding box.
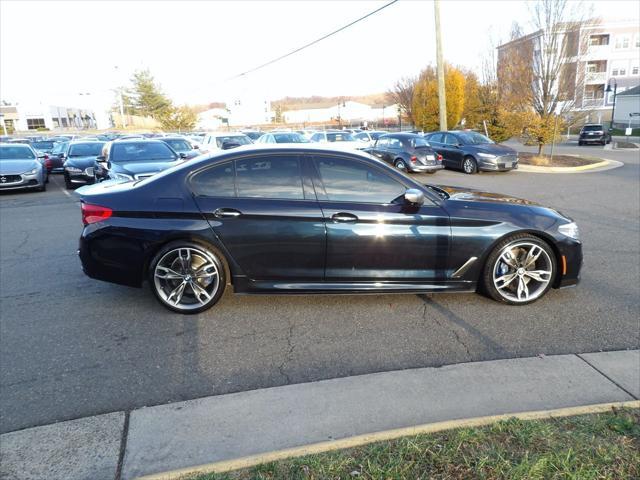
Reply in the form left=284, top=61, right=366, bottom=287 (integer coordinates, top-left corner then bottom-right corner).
left=1, top=143, right=638, bottom=434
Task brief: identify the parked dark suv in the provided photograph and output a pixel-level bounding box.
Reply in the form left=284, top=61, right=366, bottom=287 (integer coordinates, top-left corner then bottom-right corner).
left=578, top=124, right=611, bottom=146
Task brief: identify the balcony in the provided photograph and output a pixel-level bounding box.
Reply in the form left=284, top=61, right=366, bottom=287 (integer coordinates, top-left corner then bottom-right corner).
left=585, top=71, right=607, bottom=84
left=581, top=98, right=606, bottom=108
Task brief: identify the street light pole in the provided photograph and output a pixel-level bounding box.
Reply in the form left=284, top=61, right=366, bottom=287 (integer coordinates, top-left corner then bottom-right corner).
left=434, top=0, right=447, bottom=131
left=606, top=78, right=618, bottom=130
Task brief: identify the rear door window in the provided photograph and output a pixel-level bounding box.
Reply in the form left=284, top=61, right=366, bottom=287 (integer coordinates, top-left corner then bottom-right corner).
left=190, top=162, right=236, bottom=197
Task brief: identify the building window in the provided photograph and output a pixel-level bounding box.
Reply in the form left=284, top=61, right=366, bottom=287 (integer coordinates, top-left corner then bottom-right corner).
left=26, top=118, right=46, bottom=130
left=615, top=36, right=630, bottom=49
left=633, top=66, right=639, bottom=75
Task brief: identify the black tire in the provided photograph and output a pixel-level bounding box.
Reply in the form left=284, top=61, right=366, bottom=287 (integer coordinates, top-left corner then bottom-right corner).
left=39, top=181, right=46, bottom=192
left=394, top=159, right=407, bottom=172
left=148, top=240, right=227, bottom=314
left=481, top=233, right=557, bottom=305
left=578, top=141, right=583, bottom=146
left=462, top=156, right=478, bottom=174
left=64, top=174, right=73, bottom=190
left=426, top=170, right=436, bottom=174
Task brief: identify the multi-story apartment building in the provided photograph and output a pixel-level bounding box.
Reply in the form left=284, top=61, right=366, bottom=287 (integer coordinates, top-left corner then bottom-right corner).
left=498, top=18, right=639, bottom=124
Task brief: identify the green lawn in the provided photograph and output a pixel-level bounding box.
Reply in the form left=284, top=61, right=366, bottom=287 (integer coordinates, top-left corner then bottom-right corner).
left=191, top=408, right=639, bottom=480
left=610, top=127, right=640, bottom=136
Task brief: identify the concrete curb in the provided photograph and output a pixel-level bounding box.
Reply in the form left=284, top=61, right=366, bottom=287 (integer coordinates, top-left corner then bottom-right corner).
left=138, top=400, right=640, bottom=480
left=517, top=159, right=624, bottom=173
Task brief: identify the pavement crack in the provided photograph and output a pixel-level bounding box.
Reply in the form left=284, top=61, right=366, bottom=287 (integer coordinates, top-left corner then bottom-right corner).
left=418, top=294, right=473, bottom=361
left=277, top=321, right=296, bottom=385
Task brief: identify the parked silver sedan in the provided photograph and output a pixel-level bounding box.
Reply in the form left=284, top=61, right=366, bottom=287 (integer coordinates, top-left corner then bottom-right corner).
left=0, top=143, right=47, bottom=192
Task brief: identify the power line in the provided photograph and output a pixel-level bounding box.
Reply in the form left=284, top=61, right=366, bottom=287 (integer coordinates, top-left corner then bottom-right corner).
left=228, top=0, right=399, bottom=80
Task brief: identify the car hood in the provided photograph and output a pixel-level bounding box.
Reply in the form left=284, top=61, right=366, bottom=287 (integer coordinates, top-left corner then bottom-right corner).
left=435, top=185, right=540, bottom=206
left=65, top=155, right=99, bottom=168
left=469, top=143, right=516, bottom=156
left=0, top=160, right=40, bottom=175
left=112, top=159, right=180, bottom=175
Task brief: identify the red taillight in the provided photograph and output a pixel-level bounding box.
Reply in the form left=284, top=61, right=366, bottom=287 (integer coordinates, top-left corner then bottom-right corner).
left=437, top=154, right=443, bottom=162
left=81, top=203, right=112, bottom=225
left=410, top=156, right=417, bottom=163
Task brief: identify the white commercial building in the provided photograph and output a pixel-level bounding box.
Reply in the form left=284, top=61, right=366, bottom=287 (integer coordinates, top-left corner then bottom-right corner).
left=283, top=101, right=399, bottom=125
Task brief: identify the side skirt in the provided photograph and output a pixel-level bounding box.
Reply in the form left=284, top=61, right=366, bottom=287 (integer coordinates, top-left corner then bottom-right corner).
left=232, top=277, right=476, bottom=295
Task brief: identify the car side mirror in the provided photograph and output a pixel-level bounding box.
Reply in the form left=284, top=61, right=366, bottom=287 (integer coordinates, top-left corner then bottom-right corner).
left=97, top=155, right=106, bottom=161
left=404, top=188, right=424, bottom=206
left=193, top=144, right=199, bottom=149
left=179, top=152, right=187, bottom=159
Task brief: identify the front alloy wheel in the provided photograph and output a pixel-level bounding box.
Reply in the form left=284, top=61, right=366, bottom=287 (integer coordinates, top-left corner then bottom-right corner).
left=482, top=235, right=556, bottom=305
left=463, top=157, right=477, bottom=174
left=150, top=242, right=226, bottom=313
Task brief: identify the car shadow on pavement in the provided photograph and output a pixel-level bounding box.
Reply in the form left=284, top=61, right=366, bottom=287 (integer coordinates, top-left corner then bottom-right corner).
left=417, top=294, right=510, bottom=357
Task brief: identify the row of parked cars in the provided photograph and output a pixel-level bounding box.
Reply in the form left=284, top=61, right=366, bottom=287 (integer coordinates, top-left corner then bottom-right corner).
left=0, top=127, right=518, bottom=193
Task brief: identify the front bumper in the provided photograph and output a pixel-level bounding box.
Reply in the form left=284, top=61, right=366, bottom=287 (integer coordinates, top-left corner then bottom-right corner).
left=66, top=167, right=96, bottom=186
left=409, top=164, right=445, bottom=173
left=0, top=171, right=43, bottom=190
left=479, top=156, right=518, bottom=172
left=555, top=238, right=583, bottom=289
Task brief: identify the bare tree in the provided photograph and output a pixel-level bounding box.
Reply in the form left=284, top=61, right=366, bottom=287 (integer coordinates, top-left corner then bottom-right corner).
left=387, top=76, right=417, bottom=124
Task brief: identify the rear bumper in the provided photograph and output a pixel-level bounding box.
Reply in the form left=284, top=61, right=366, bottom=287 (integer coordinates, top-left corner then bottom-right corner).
left=409, top=164, right=444, bottom=173
left=579, top=135, right=606, bottom=143
left=78, top=229, right=143, bottom=288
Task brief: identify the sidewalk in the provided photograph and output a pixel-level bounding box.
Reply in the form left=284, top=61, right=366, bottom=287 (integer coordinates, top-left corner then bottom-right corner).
left=2, top=350, right=638, bottom=480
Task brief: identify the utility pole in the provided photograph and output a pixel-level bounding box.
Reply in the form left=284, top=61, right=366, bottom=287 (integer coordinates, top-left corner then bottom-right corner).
left=114, top=66, right=127, bottom=128
left=434, top=0, right=447, bottom=131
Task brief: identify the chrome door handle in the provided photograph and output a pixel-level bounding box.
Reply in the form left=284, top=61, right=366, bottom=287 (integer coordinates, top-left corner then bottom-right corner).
left=331, top=212, right=358, bottom=223
left=213, top=208, right=241, bottom=218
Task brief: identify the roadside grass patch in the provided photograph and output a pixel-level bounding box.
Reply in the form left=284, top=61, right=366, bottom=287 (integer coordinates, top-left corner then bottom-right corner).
left=189, top=408, right=639, bottom=480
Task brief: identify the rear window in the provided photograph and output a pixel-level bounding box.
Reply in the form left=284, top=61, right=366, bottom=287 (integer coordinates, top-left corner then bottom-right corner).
left=68, top=142, right=105, bottom=157
left=273, top=133, right=309, bottom=143
left=162, top=139, right=192, bottom=152
left=215, top=135, right=251, bottom=148
left=582, top=125, right=603, bottom=131
left=31, top=141, right=56, bottom=150
left=326, top=132, right=356, bottom=142
left=110, top=142, right=177, bottom=162
left=410, top=137, right=430, bottom=148
left=0, top=146, right=35, bottom=160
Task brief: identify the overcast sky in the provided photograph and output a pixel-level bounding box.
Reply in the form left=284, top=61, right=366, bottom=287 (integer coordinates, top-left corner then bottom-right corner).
left=1, top=0, right=638, bottom=108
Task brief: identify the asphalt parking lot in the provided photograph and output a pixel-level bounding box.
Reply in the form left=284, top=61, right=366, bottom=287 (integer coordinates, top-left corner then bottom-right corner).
left=1, top=141, right=639, bottom=434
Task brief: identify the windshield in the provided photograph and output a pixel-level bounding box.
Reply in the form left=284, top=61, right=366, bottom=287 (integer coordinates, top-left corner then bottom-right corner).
left=327, top=132, right=356, bottom=142
left=582, top=125, right=603, bottom=131
left=111, top=142, right=177, bottom=163
left=31, top=141, right=56, bottom=150
left=273, top=133, right=310, bottom=143
left=52, top=142, right=69, bottom=154
left=410, top=137, right=430, bottom=148
left=162, top=139, right=192, bottom=152
left=0, top=146, right=35, bottom=160
left=68, top=142, right=106, bottom=157
left=215, top=135, right=252, bottom=148
left=457, top=132, right=494, bottom=145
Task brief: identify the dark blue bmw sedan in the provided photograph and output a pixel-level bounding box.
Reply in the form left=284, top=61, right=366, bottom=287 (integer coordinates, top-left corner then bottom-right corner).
left=76, top=144, right=581, bottom=313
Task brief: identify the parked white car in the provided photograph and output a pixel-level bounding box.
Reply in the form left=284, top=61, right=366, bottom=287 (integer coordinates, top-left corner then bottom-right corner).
left=353, top=130, right=388, bottom=147
left=200, top=132, right=253, bottom=153
left=308, top=130, right=365, bottom=151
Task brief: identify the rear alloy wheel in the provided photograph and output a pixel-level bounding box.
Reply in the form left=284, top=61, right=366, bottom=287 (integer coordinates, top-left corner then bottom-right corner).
left=394, top=159, right=407, bottom=171
left=482, top=234, right=556, bottom=305
left=150, top=242, right=226, bottom=313
left=463, top=156, right=478, bottom=174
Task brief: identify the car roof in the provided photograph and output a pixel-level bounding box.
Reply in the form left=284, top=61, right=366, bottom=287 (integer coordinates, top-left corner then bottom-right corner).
left=0, top=142, right=32, bottom=148
left=69, top=140, right=106, bottom=145
left=110, top=139, right=168, bottom=145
